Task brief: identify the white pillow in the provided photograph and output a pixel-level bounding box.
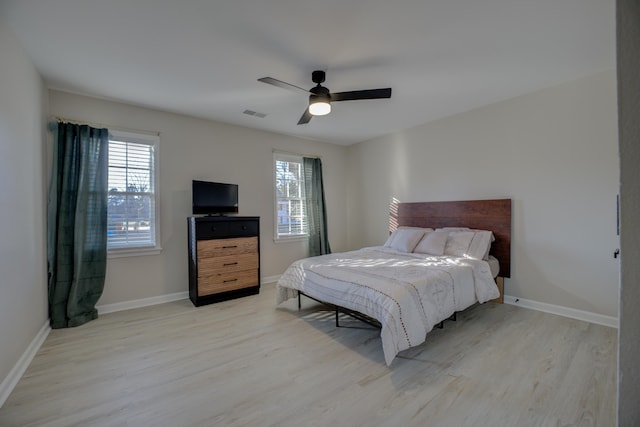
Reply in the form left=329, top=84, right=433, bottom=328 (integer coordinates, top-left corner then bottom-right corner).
left=413, top=231, right=449, bottom=255
left=467, top=230, right=495, bottom=260
left=385, top=228, right=425, bottom=252
left=437, top=227, right=495, bottom=260
left=383, top=231, right=397, bottom=247
left=443, top=231, right=475, bottom=257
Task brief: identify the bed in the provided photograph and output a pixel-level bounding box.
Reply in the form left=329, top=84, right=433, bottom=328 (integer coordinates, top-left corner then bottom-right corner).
left=276, top=199, right=512, bottom=365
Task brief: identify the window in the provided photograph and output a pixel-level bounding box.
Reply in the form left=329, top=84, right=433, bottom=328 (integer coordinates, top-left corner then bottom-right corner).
left=107, top=130, right=160, bottom=255
left=274, top=153, right=307, bottom=240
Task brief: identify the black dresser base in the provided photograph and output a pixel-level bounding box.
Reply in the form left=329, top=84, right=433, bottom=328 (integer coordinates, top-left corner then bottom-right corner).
left=191, top=285, right=260, bottom=307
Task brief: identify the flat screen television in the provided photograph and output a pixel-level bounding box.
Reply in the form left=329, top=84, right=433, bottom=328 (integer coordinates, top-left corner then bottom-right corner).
left=192, top=180, right=238, bottom=215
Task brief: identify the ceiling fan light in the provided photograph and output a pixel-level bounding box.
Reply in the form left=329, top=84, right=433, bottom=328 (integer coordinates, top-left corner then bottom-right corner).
left=309, top=94, right=331, bottom=116
left=309, top=101, right=331, bottom=116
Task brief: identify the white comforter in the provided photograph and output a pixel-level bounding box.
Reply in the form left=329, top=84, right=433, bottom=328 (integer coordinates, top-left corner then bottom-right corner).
left=276, top=246, right=499, bottom=365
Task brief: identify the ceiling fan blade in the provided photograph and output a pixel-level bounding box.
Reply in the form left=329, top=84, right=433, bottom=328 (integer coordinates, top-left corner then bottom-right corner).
left=331, top=88, right=392, bottom=102
left=258, top=77, right=310, bottom=95
left=297, top=108, right=312, bottom=125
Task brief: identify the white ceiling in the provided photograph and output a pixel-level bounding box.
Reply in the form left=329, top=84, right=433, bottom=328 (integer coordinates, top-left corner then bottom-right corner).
left=0, top=0, right=615, bottom=145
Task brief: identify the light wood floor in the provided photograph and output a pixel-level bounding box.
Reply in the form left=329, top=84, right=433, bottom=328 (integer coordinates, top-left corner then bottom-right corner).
left=0, top=284, right=617, bottom=427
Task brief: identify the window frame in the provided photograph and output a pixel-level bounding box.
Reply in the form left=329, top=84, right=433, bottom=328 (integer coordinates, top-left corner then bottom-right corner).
left=273, top=152, right=308, bottom=242
left=107, top=129, right=161, bottom=258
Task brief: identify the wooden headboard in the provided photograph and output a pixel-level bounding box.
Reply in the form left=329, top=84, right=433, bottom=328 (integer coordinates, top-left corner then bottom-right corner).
left=391, top=199, right=511, bottom=277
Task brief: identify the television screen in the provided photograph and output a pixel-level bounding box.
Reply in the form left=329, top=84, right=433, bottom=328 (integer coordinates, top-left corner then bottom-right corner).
left=192, top=180, right=238, bottom=215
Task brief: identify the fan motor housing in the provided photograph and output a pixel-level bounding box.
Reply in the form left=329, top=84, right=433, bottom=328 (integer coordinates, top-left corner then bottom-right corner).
left=310, top=85, right=330, bottom=96
left=312, top=70, right=326, bottom=84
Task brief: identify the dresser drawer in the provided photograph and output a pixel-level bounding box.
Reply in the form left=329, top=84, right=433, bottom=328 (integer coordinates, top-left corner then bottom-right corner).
left=197, top=237, right=257, bottom=258
left=227, top=220, right=258, bottom=236
left=196, top=219, right=258, bottom=239
left=197, top=253, right=258, bottom=274
left=195, top=221, right=230, bottom=239
left=198, top=269, right=259, bottom=295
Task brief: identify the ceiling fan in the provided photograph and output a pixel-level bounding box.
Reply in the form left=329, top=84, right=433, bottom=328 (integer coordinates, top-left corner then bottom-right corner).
left=258, top=70, right=392, bottom=125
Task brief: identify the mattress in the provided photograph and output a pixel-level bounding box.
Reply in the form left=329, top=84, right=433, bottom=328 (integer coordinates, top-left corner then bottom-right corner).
left=487, top=255, right=500, bottom=278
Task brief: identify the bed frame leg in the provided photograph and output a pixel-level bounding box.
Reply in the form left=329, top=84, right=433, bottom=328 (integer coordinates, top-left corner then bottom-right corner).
left=298, top=291, right=301, bottom=310
left=335, top=310, right=340, bottom=327
left=437, top=321, right=444, bottom=329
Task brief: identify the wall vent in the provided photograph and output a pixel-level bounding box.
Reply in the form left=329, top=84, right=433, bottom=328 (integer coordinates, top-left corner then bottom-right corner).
left=243, top=109, right=267, bottom=118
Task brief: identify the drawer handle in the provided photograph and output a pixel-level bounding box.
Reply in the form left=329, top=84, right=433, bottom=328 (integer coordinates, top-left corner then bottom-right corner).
left=223, top=278, right=238, bottom=283
left=223, top=262, right=238, bottom=266
left=222, top=245, right=238, bottom=249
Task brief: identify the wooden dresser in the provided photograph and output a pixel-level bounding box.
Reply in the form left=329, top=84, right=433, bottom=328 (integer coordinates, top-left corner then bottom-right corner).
left=188, top=216, right=260, bottom=306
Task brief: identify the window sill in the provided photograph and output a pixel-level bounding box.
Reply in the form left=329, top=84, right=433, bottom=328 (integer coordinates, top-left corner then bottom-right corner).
left=108, top=246, right=162, bottom=259
left=274, top=235, right=307, bottom=244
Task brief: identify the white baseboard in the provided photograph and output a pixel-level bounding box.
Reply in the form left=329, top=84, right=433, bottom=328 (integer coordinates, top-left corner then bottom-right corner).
left=97, top=276, right=283, bottom=315
left=97, top=291, right=189, bottom=315
left=0, top=321, right=50, bottom=408
left=262, top=275, right=280, bottom=285
left=504, top=295, right=618, bottom=328
left=264, top=277, right=618, bottom=328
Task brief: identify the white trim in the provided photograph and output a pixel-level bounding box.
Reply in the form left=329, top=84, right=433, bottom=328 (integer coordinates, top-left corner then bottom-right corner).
left=97, top=291, right=188, bottom=315
left=262, top=275, right=281, bottom=284
left=504, top=295, right=618, bottom=328
left=107, top=247, right=162, bottom=259
left=0, top=321, right=50, bottom=408
left=265, top=278, right=617, bottom=327
left=97, top=275, right=283, bottom=315
left=273, top=236, right=306, bottom=244
left=272, top=148, right=321, bottom=160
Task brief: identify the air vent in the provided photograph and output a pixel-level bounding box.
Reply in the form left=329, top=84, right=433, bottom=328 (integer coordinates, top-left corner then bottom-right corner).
left=243, top=109, right=267, bottom=118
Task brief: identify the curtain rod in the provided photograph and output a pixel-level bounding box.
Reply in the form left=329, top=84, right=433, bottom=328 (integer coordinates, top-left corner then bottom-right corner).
left=272, top=148, right=322, bottom=159
left=52, top=116, right=160, bottom=136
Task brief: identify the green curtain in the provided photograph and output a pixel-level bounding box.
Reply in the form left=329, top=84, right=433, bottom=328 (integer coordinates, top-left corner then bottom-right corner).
left=303, top=157, right=331, bottom=256
left=47, top=122, right=109, bottom=329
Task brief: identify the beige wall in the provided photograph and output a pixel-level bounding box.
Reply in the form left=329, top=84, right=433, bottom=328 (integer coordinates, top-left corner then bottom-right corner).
left=48, top=91, right=349, bottom=306
left=0, top=19, right=48, bottom=393
left=347, top=70, right=619, bottom=317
